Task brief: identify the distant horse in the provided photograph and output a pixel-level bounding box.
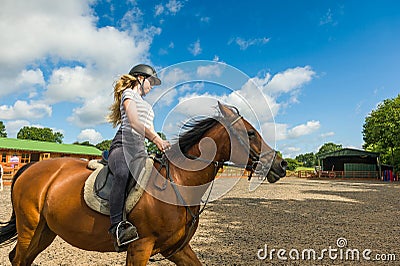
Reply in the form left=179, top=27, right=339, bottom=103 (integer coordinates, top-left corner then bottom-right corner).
left=0, top=102, right=286, bottom=265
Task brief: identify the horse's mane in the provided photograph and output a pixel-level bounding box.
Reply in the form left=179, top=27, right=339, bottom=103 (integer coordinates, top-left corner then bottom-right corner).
left=173, top=116, right=221, bottom=155
left=171, top=104, right=240, bottom=155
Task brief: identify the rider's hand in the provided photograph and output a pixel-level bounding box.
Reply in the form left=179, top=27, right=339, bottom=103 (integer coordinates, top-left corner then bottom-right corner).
left=153, top=137, right=171, bottom=152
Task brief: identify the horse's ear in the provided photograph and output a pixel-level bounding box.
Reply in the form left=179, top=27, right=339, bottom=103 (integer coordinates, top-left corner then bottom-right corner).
left=218, top=101, right=235, bottom=118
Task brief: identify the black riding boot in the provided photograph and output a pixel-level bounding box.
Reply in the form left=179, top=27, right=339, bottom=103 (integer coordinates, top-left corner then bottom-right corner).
left=109, top=221, right=139, bottom=252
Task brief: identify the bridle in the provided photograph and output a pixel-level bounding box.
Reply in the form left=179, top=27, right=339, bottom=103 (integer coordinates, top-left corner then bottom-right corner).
left=225, top=114, right=277, bottom=179
left=177, top=113, right=277, bottom=178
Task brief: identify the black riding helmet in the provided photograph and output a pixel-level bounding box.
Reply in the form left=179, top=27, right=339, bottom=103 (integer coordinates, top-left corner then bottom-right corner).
left=129, top=64, right=161, bottom=86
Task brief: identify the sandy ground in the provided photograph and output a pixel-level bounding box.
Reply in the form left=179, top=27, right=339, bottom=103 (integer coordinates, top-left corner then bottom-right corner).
left=1, top=176, right=399, bottom=265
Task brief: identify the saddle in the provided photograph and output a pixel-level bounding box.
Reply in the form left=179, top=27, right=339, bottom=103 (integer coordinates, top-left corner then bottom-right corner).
left=84, top=158, right=154, bottom=215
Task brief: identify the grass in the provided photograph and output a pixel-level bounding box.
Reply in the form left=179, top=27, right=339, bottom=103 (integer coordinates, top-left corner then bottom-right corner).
left=295, top=166, right=315, bottom=171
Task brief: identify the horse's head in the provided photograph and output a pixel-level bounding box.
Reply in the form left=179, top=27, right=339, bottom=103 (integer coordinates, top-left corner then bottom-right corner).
left=218, top=102, right=287, bottom=183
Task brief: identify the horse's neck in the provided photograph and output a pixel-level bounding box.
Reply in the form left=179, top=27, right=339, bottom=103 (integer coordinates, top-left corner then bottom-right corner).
left=174, top=125, right=229, bottom=187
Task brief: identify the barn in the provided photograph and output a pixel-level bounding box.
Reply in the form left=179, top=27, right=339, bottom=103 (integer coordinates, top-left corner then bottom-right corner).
left=317, top=148, right=392, bottom=179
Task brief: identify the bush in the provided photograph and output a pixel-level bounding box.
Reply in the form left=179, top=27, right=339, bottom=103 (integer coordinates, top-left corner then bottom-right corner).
left=284, top=158, right=302, bottom=171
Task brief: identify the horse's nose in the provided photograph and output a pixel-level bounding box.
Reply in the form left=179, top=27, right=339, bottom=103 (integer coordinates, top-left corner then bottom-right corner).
left=280, top=160, right=288, bottom=171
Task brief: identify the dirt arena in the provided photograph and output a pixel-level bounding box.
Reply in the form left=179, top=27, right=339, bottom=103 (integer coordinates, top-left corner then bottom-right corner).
left=1, top=176, right=399, bottom=265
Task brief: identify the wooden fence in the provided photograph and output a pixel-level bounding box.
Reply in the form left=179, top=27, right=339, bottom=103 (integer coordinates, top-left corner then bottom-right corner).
left=217, top=166, right=248, bottom=177
left=1, top=163, right=22, bottom=187
left=297, top=170, right=381, bottom=179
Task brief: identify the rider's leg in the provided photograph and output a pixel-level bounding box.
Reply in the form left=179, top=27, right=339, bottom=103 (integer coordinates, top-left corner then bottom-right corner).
left=109, top=146, right=131, bottom=226
left=108, top=142, right=147, bottom=250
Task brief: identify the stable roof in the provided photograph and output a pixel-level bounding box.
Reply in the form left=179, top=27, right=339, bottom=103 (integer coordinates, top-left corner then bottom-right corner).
left=317, top=148, right=379, bottom=160
left=0, top=137, right=102, bottom=156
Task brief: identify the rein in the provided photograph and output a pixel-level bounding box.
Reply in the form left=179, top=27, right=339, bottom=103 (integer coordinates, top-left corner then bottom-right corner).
left=149, top=155, right=216, bottom=262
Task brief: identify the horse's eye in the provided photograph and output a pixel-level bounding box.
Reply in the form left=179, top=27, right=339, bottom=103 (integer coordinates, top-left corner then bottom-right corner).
left=247, top=130, right=256, bottom=138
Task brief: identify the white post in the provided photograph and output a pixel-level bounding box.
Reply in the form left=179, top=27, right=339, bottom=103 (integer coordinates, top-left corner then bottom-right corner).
left=0, top=164, right=3, bottom=191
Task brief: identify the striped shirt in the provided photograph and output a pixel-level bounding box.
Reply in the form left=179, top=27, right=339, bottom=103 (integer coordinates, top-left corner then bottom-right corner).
left=120, top=89, right=154, bottom=136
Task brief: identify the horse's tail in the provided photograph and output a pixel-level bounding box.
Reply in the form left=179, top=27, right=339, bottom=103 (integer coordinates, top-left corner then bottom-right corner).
left=0, top=162, right=35, bottom=247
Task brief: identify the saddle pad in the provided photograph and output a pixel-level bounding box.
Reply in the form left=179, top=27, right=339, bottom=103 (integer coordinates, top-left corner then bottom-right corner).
left=84, top=158, right=154, bottom=216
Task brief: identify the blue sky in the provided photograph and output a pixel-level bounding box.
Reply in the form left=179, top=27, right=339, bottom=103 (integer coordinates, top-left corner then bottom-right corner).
left=0, top=0, right=399, bottom=158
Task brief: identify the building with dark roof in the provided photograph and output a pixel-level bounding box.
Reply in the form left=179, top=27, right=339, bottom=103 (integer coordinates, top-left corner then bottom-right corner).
left=317, top=148, right=394, bottom=179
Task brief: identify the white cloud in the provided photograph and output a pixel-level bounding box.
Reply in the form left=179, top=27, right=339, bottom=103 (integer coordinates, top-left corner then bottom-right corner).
left=45, top=66, right=98, bottom=103
left=160, top=67, right=191, bottom=85
left=3, top=120, right=63, bottom=139
left=234, top=66, right=315, bottom=118
left=0, top=0, right=154, bottom=82
left=4, top=120, right=31, bottom=138
left=262, top=120, right=321, bottom=143
left=287, top=147, right=301, bottom=152
left=200, top=17, right=210, bottom=23
left=0, top=0, right=159, bottom=131
left=0, top=100, right=52, bottom=120
left=175, top=93, right=220, bottom=118
left=77, top=129, right=103, bottom=144
left=154, top=63, right=318, bottom=146
left=261, top=122, right=288, bottom=143
left=146, top=67, right=192, bottom=107
left=320, top=131, right=335, bottom=138
left=14, top=69, right=45, bottom=98
left=230, top=37, right=270, bottom=50
left=230, top=77, right=279, bottom=121
left=154, top=4, right=164, bottom=16
left=188, top=39, right=202, bottom=56
left=0, top=0, right=94, bottom=69
left=281, top=146, right=302, bottom=158
left=158, top=42, right=175, bottom=55
left=154, top=0, right=184, bottom=16
left=16, top=69, right=45, bottom=86
left=146, top=86, right=178, bottom=108
left=67, top=96, right=111, bottom=127
left=197, top=64, right=223, bottom=77
left=288, top=120, right=320, bottom=138
left=166, top=0, right=184, bottom=14
left=319, top=8, right=338, bottom=26
left=266, top=66, right=316, bottom=96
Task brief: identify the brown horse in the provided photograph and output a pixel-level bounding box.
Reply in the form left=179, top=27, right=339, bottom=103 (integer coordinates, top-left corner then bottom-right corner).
left=0, top=102, right=286, bottom=265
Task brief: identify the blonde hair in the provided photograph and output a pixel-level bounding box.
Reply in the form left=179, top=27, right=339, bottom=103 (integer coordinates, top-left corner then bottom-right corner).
left=107, top=74, right=138, bottom=128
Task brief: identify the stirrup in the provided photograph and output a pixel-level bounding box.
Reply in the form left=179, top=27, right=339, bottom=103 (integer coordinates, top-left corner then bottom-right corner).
left=115, top=221, right=139, bottom=247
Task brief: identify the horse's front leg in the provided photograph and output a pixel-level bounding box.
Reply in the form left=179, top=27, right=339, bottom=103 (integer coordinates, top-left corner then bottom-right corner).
left=167, top=244, right=202, bottom=266
left=125, top=238, right=155, bottom=266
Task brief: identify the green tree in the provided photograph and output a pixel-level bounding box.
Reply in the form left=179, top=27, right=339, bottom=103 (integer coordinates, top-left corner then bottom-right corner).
left=295, top=152, right=316, bottom=167
left=96, top=139, right=112, bottom=151
left=145, top=132, right=166, bottom=155
left=17, top=126, right=64, bottom=143
left=316, top=142, right=342, bottom=157
left=284, top=158, right=302, bottom=171
left=73, top=141, right=95, bottom=147
left=363, top=94, right=400, bottom=166
left=0, top=121, right=7, bottom=137
left=315, top=142, right=342, bottom=165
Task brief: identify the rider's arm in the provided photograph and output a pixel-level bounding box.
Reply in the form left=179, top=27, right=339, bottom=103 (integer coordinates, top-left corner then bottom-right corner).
left=123, top=99, right=168, bottom=150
